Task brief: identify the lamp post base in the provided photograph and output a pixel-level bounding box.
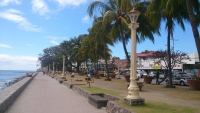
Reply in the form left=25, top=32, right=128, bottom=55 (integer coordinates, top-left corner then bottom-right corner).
left=124, top=98, right=145, bottom=105
left=61, top=75, right=66, bottom=79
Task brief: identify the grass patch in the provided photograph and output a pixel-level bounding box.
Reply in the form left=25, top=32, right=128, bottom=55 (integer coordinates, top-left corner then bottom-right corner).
left=79, top=86, right=124, bottom=98
left=116, top=101, right=198, bottom=113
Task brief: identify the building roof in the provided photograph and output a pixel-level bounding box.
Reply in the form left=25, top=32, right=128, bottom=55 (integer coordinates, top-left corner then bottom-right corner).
left=136, top=52, right=154, bottom=57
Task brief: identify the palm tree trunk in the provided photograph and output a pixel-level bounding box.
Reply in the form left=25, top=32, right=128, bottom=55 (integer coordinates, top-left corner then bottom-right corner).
left=186, top=0, right=200, bottom=61
left=167, top=20, right=173, bottom=87
left=76, top=61, right=80, bottom=72
left=95, top=47, right=100, bottom=78
left=119, top=25, right=130, bottom=67
left=104, top=38, right=110, bottom=80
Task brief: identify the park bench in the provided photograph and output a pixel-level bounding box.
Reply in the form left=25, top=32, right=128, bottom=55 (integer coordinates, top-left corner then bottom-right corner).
left=88, top=95, right=108, bottom=109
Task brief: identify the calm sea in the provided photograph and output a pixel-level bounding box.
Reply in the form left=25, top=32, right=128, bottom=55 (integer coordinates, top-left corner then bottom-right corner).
left=0, top=70, right=34, bottom=91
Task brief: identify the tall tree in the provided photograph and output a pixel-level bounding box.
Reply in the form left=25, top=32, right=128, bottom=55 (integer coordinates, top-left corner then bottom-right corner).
left=185, top=0, right=200, bottom=61
left=147, top=0, right=189, bottom=87
left=89, top=14, right=113, bottom=80
left=88, top=0, right=160, bottom=67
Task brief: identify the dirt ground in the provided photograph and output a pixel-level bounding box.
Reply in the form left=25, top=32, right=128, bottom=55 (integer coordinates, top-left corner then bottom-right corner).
left=55, top=73, right=200, bottom=111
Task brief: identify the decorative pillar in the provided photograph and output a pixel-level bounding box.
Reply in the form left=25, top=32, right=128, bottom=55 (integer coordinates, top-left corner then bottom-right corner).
left=53, top=62, right=55, bottom=74
left=62, top=55, right=66, bottom=79
left=124, top=8, right=144, bottom=105
left=116, top=57, right=120, bottom=79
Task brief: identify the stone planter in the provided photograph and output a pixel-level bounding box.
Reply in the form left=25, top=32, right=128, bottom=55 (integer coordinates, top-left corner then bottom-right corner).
left=187, top=80, right=200, bottom=90
left=143, top=76, right=153, bottom=84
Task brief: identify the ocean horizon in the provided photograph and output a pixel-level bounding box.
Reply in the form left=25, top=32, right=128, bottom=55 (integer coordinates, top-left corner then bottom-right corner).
left=0, top=70, right=35, bottom=91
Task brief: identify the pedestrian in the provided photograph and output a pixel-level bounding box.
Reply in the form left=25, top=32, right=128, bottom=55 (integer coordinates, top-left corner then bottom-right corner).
left=156, top=71, right=159, bottom=84
left=89, top=68, right=94, bottom=77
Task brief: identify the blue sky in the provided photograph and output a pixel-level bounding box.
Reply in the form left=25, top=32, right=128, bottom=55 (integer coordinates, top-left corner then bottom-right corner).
left=0, top=0, right=199, bottom=70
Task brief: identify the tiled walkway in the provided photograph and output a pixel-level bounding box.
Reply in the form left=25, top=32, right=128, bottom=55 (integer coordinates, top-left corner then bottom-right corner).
left=5, top=72, right=106, bottom=113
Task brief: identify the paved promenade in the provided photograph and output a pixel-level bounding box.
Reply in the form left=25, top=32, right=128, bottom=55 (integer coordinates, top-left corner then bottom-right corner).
left=5, top=72, right=106, bottom=113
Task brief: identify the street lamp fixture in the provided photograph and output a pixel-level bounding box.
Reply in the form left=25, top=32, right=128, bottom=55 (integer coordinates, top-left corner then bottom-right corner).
left=124, top=8, right=144, bottom=105
left=128, top=8, right=140, bottom=23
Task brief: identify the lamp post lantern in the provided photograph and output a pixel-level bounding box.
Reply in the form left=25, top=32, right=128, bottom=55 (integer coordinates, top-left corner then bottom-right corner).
left=62, top=55, right=66, bottom=79
left=124, top=8, right=144, bottom=105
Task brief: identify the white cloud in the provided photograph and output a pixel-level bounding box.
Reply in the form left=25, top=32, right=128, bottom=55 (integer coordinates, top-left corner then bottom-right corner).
left=0, top=9, right=41, bottom=32
left=54, top=0, right=87, bottom=7
left=0, top=0, right=21, bottom=6
left=82, top=15, right=90, bottom=23
left=46, top=36, right=68, bottom=45
left=0, top=54, right=38, bottom=70
left=0, top=43, right=12, bottom=48
left=31, top=0, right=50, bottom=16
left=50, top=39, right=59, bottom=45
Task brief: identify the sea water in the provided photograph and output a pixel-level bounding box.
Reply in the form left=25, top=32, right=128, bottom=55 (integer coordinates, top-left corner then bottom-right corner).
left=0, top=70, right=34, bottom=91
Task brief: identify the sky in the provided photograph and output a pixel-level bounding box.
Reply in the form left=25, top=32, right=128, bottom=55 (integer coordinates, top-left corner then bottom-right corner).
left=0, top=0, right=199, bottom=71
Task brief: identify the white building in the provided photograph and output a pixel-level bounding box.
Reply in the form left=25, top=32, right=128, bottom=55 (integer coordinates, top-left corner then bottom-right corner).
left=136, top=52, right=199, bottom=71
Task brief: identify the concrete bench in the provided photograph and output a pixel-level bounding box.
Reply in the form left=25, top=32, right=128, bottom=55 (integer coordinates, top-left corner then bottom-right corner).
left=88, top=95, right=108, bottom=109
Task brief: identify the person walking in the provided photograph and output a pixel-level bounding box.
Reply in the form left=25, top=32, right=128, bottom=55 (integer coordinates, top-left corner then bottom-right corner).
left=156, top=71, right=159, bottom=85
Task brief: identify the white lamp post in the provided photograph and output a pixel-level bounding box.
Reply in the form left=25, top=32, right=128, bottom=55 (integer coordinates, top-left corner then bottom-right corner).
left=53, top=62, right=55, bottom=74
left=48, top=64, right=50, bottom=73
left=62, top=55, right=66, bottom=78
left=116, top=57, right=120, bottom=79
left=124, top=8, right=144, bottom=105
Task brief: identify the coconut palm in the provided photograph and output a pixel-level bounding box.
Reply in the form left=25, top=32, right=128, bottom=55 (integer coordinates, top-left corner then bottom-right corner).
left=147, top=0, right=189, bottom=87
left=88, top=0, right=160, bottom=67
left=70, top=35, right=87, bottom=72
left=185, top=0, right=200, bottom=61
left=81, top=28, right=105, bottom=78
left=88, top=15, right=113, bottom=80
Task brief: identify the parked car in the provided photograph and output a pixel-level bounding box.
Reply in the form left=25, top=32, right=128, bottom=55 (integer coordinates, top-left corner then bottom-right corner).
left=137, top=70, right=147, bottom=78
left=149, top=71, right=165, bottom=79
left=165, top=73, right=192, bottom=86
left=121, top=70, right=140, bottom=78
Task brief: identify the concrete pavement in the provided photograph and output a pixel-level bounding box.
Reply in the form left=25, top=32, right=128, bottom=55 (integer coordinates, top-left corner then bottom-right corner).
left=5, top=72, right=106, bottom=113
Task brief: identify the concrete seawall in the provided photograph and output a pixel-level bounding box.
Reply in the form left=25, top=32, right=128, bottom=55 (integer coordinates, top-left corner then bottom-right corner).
left=0, top=72, right=38, bottom=113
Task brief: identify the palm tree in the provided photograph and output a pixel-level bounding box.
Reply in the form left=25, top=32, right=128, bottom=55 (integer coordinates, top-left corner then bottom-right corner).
left=147, top=0, right=189, bottom=87
left=81, top=27, right=105, bottom=78
left=185, top=0, right=200, bottom=61
left=88, top=0, right=160, bottom=67
left=70, top=35, right=87, bottom=72
left=88, top=14, right=113, bottom=80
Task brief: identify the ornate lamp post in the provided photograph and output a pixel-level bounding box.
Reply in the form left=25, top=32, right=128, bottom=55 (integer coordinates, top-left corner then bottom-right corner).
left=62, top=55, right=66, bottom=79
left=124, top=8, right=144, bottom=105
left=53, top=62, right=55, bottom=74
left=48, top=64, right=50, bottom=74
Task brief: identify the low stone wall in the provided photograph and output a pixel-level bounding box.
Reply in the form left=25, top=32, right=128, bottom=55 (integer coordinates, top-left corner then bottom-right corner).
left=72, top=85, right=91, bottom=98
left=103, top=94, right=121, bottom=101
left=0, top=72, right=38, bottom=113
left=63, top=81, right=73, bottom=89
left=106, top=101, right=134, bottom=113
left=62, top=83, right=132, bottom=113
